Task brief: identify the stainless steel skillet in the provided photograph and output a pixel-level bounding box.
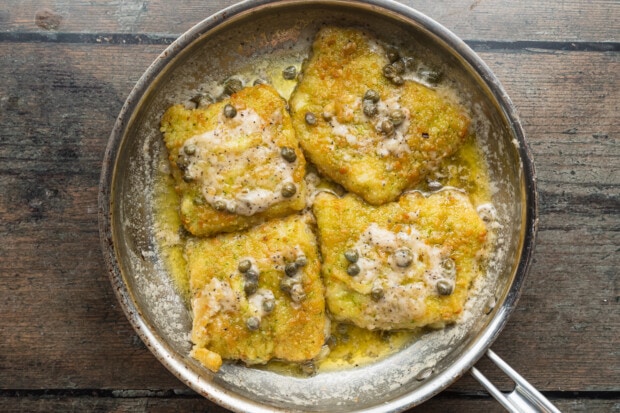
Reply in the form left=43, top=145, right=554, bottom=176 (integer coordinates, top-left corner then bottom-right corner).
left=98, top=1, right=558, bottom=411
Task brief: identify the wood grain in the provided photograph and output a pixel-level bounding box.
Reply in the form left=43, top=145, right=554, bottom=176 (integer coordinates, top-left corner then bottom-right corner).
left=0, top=0, right=618, bottom=43
left=0, top=42, right=177, bottom=390
left=0, top=42, right=617, bottom=395
left=0, top=0, right=618, bottom=410
left=0, top=394, right=617, bottom=413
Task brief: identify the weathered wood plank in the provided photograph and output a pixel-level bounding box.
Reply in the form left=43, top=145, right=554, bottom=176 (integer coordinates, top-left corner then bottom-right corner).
left=449, top=49, right=620, bottom=392
left=0, top=0, right=618, bottom=43
left=0, top=394, right=617, bottom=413
left=0, top=42, right=617, bottom=395
left=0, top=43, right=177, bottom=390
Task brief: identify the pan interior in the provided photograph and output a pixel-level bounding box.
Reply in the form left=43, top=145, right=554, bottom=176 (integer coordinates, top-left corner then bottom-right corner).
left=107, top=2, right=530, bottom=411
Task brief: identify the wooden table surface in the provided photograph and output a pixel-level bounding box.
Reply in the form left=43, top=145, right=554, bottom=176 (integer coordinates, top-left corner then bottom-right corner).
left=0, top=1, right=618, bottom=412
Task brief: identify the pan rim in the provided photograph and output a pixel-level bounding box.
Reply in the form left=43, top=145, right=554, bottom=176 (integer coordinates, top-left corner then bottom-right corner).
left=98, top=1, right=538, bottom=411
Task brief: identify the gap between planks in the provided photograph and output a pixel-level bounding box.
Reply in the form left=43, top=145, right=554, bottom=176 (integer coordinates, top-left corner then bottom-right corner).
left=0, top=31, right=619, bottom=52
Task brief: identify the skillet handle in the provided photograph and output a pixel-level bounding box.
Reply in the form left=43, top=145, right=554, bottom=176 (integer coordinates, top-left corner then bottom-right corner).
left=470, top=349, right=561, bottom=413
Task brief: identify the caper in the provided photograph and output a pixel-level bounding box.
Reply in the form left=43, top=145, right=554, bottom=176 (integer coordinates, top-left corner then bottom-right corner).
left=436, top=280, right=454, bottom=296
left=223, top=104, right=237, bottom=118
left=364, top=89, right=381, bottom=103
left=380, top=119, right=395, bottom=135
left=282, top=65, right=297, bottom=80
left=391, top=75, right=404, bottom=85
left=223, top=78, right=243, bottom=95
left=394, top=248, right=413, bottom=267
left=295, top=255, right=307, bottom=267
left=262, top=298, right=275, bottom=313
left=290, top=283, right=306, bottom=303
left=182, top=173, right=194, bottom=183
left=244, top=279, right=258, bottom=295
left=347, top=263, right=361, bottom=276
left=371, top=285, right=384, bottom=301
left=213, top=200, right=227, bottom=211
left=362, top=100, right=378, bottom=117
left=281, top=182, right=297, bottom=198
left=280, top=146, right=297, bottom=163
left=238, top=259, right=252, bottom=273
left=442, top=258, right=455, bottom=272
left=253, top=78, right=268, bottom=86
left=305, top=112, right=317, bottom=125
left=383, top=64, right=397, bottom=79
left=385, top=46, right=400, bottom=63
left=285, top=262, right=298, bottom=277
left=392, top=60, right=406, bottom=74
left=300, top=361, right=317, bottom=376
left=389, top=109, right=405, bottom=126
left=176, top=155, right=188, bottom=171
left=246, top=316, right=260, bottom=331
left=280, top=277, right=296, bottom=293
left=418, top=68, right=443, bottom=85
left=183, top=144, right=197, bottom=156
left=245, top=269, right=259, bottom=283
left=344, top=249, right=359, bottom=263
left=190, top=92, right=213, bottom=108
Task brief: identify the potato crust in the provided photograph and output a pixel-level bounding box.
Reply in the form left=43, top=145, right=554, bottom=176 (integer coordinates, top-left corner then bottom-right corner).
left=160, top=84, right=307, bottom=237
left=187, top=214, right=327, bottom=369
left=313, top=190, right=488, bottom=330
left=290, top=27, right=469, bottom=205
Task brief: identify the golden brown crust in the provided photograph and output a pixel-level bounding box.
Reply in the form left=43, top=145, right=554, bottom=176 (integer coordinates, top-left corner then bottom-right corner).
left=290, top=27, right=469, bottom=205
left=187, top=214, right=327, bottom=369
left=160, top=84, right=307, bottom=237
left=313, top=190, right=488, bottom=330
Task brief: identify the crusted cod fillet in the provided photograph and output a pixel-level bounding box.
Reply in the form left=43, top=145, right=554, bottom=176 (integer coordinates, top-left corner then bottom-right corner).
left=187, top=214, right=327, bottom=372
left=313, top=190, right=488, bottom=330
left=290, top=27, right=469, bottom=205
left=161, top=84, right=306, bottom=237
